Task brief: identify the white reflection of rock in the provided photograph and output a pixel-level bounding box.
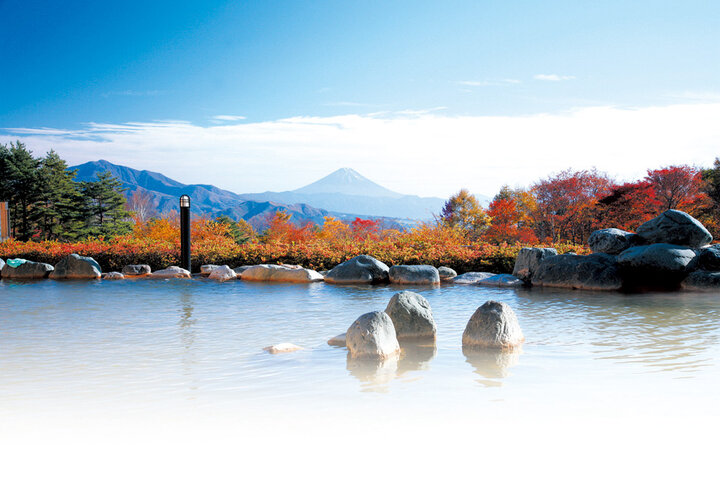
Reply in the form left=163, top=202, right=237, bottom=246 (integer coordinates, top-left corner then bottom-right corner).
left=462, top=346, right=521, bottom=387
left=346, top=354, right=399, bottom=393
left=397, top=340, right=437, bottom=375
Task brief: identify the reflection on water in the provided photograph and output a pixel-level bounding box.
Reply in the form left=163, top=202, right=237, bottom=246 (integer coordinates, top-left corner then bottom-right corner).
left=397, top=340, right=437, bottom=376
left=462, top=346, right=521, bottom=388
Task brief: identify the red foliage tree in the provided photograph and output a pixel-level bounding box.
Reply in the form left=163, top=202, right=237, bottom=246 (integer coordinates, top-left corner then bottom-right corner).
left=645, top=165, right=703, bottom=211
left=485, top=197, right=538, bottom=244
left=593, top=181, right=661, bottom=231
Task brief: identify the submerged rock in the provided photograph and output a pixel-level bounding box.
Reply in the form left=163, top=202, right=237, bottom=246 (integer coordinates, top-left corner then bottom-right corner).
left=346, top=311, right=400, bottom=359
left=1, top=260, right=54, bottom=279
left=324, top=255, right=390, bottom=284
left=588, top=228, right=640, bottom=255
left=462, top=301, right=524, bottom=350
left=636, top=210, right=712, bottom=248
left=327, top=333, right=347, bottom=347
left=151, top=266, right=191, bottom=279
left=240, top=264, right=323, bottom=283
left=388, top=265, right=440, bottom=285
left=477, top=273, right=525, bottom=288
left=617, top=243, right=696, bottom=287
left=384, top=291, right=436, bottom=340
left=682, top=270, right=720, bottom=290
left=263, top=343, right=304, bottom=354
left=512, top=247, right=558, bottom=283
left=452, top=272, right=496, bottom=284
left=49, top=254, right=101, bottom=280
left=102, top=272, right=125, bottom=280
left=208, top=265, right=237, bottom=282
left=437, top=266, right=457, bottom=282
left=532, top=253, right=622, bottom=291
left=122, top=264, right=152, bottom=276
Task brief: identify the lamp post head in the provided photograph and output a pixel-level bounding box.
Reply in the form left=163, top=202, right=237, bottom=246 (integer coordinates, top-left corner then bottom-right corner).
left=179, top=195, right=191, bottom=208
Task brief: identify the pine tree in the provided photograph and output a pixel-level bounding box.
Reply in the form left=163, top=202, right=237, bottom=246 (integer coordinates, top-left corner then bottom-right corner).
left=79, top=171, right=132, bottom=237
left=6, top=142, right=40, bottom=240
left=31, top=150, right=80, bottom=240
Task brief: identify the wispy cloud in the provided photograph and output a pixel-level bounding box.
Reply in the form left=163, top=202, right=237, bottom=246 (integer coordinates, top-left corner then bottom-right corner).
left=457, top=79, right=521, bottom=87
left=3, top=102, right=720, bottom=198
left=533, top=74, right=576, bottom=82
left=211, top=115, right=247, bottom=123
left=666, top=91, right=720, bottom=102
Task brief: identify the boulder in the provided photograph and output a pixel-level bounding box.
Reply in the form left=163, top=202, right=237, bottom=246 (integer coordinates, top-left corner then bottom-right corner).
left=151, top=266, right=191, bottom=279
left=240, top=264, right=323, bottom=283
left=49, top=254, right=101, bottom=279
left=588, top=228, right=640, bottom=255
left=384, top=291, right=436, bottom=340
left=122, top=264, right=152, bottom=276
left=452, top=272, right=496, bottom=284
left=617, top=243, right=696, bottom=287
left=0, top=258, right=5, bottom=276
left=263, top=343, right=303, bottom=354
left=689, top=244, right=720, bottom=272
left=102, top=272, right=125, bottom=280
left=532, top=253, right=622, bottom=290
left=636, top=210, right=712, bottom=248
left=682, top=270, right=720, bottom=290
left=462, top=301, right=524, bottom=350
left=477, top=273, right=525, bottom=287
left=324, top=255, right=389, bottom=284
left=1, top=260, right=54, bottom=279
left=438, top=266, right=457, bottom=282
left=346, top=311, right=401, bottom=359
left=200, top=264, right=220, bottom=276
left=512, top=247, right=558, bottom=283
left=388, top=265, right=440, bottom=285
left=233, top=265, right=253, bottom=275
left=327, top=333, right=347, bottom=347
left=208, top=265, right=237, bottom=282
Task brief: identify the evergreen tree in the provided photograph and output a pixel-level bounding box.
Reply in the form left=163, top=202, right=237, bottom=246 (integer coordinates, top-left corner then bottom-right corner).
left=7, top=142, right=40, bottom=240
left=31, top=150, right=81, bottom=240
left=79, top=171, right=132, bottom=237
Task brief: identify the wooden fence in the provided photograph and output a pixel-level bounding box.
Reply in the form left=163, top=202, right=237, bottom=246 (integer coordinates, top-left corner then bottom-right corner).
left=0, top=202, right=10, bottom=241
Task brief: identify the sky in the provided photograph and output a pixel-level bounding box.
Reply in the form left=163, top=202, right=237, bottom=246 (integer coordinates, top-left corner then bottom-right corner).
left=1, top=0, right=719, bottom=198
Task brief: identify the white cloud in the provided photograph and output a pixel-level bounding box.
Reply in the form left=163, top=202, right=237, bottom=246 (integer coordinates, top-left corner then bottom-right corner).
left=2, top=102, right=720, bottom=198
left=211, top=115, right=247, bottom=122
left=457, top=79, right=521, bottom=87
left=533, top=74, right=576, bottom=82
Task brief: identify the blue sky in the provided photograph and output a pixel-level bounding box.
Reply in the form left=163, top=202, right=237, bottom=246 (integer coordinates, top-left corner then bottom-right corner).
left=1, top=0, right=719, bottom=196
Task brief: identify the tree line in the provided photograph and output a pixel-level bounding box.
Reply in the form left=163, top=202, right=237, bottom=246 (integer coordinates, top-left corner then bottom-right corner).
left=0, top=142, right=131, bottom=241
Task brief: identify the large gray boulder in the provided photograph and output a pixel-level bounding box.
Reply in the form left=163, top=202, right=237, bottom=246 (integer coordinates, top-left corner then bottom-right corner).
left=151, top=266, right=191, bottom=278
left=122, top=264, right=151, bottom=276
left=452, top=272, right=496, bottom=284
left=240, top=264, right=323, bottom=283
left=1, top=260, right=54, bottom=279
left=532, top=253, right=622, bottom=290
left=636, top=210, right=712, bottom=248
left=0, top=258, right=5, bottom=276
left=384, top=291, right=436, bottom=340
left=49, top=254, right=101, bottom=279
left=324, top=255, right=389, bottom=284
left=689, top=244, right=720, bottom=272
left=588, top=228, right=640, bottom=255
left=346, top=311, right=401, bottom=359
left=388, top=265, right=440, bottom=285
left=462, top=301, right=524, bottom=350
left=617, top=243, right=696, bottom=286
left=208, top=265, right=237, bottom=282
left=437, top=266, right=457, bottom=282
left=682, top=270, right=720, bottom=290
left=512, top=247, right=558, bottom=283
left=477, top=273, right=524, bottom=288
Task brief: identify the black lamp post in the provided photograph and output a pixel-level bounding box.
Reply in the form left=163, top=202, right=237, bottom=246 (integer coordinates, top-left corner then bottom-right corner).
left=180, top=195, right=191, bottom=272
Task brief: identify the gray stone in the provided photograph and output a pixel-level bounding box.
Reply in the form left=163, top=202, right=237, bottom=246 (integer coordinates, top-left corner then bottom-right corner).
left=384, top=291, right=436, bottom=340
left=588, top=228, right=640, bottom=255
left=682, top=270, right=720, bottom=290
left=512, top=247, right=558, bottom=283
left=636, top=209, right=712, bottom=248
left=532, top=253, right=622, bottom=290
left=452, top=272, right=496, bottom=284
left=263, top=343, right=303, bottom=354
left=438, top=266, right=457, bottom=281
left=240, top=264, right=323, bottom=282
left=200, top=264, right=220, bottom=276
left=462, top=301, right=524, bottom=350
left=151, top=266, right=191, bottom=278
left=324, top=255, right=390, bottom=284
left=617, top=243, right=696, bottom=285
left=102, top=272, right=125, bottom=280
left=233, top=265, right=253, bottom=275
left=0, top=258, right=5, bottom=276
left=477, top=273, right=524, bottom=287
left=208, top=265, right=237, bottom=282
left=327, top=333, right=347, bottom=347
left=346, top=311, right=400, bottom=359
left=49, top=254, right=101, bottom=279
left=122, top=264, right=152, bottom=276
left=388, top=265, right=440, bottom=285
left=689, top=244, right=720, bottom=272
left=1, top=260, right=54, bottom=279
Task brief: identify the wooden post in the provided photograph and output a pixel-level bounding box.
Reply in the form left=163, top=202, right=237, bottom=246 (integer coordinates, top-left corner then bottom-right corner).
left=0, top=202, right=10, bottom=242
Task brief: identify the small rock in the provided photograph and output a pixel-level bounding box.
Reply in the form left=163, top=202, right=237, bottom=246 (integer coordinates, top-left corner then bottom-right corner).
left=240, top=264, right=323, bottom=282
left=384, top=291, right=436, bottom=340
left=263, top=343, right=304, bottom=354
left=102, top=272, right=125, bottom=280
left=452, top=272, right=496, bottom=284
left=122, top=264, right=152, bottom=276
left=512, top=247, right=558, bottom=283
left=462, top=301, right=524, bottom=350
left=151, top=266, right=191, bottom=278
left=478, top=273, right=524, bottom=287
left=324, top=255, right=390, bottom=284
left=208, top=265, right=237, bottom=282
left=388, top=265, right=440, bottom=285
left=327, top=333, right=347, bottom=347
left=200, top=264, right=220, bottom=276
left=588, top=228, right=640, bottom=255
left=636, top=209, right=712, bottom=248
left=1, top=260, right=54, bottom=279
left=49, top=254, right=102, bottom=279
left=437, top=266, right=457, bottom=281
left=346, top=311, right=401, bottom=359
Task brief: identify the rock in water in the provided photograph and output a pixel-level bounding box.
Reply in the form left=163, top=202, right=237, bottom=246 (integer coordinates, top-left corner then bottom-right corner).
left=588, top=228, right=640, bottom=255
left=636, top=210, right=712, bottom=248
left=512, top=247, right=558, bottom=283
left=240, top=264, right=323, bottom=282
left=682, top=270, right=720, bottom=290
left=49, top=254, right=101, bottom=279
left=151, top=266, right=191, bottom=278
left=122, top=264, right=152, bottom=276
left=462, top=301, right=524, bottom=350
left=532, top=253, right=623, bottom=291
left=617, top=243, right=696, bottom=287
left=477, top=273, right=525, bottom=287
left=437, top=266, right=457, bottom=282
left=346, top=311, right=401, bottom=359
left=233, top=265, right=253, bottom=275
left=690, top=245, right=720, bottom=272
left=327, top=333, right=347, bottom=347
left=208, top=265, right=237, bottom=282
left=263, top=343, right=304, bottom=354
left=388, top=265, right=440, bottom=285
left=384, top=291, right=437, bottom=340
left=324, top=255, right=390, bottom=284
left=1, top=260, right=54, bottom=279
left=102, top=272, right=125, bottom=280
left=0, top=258, right=5, bottom=276
left=452, top=272, right=496, bottom=284
left=200, top=264, right=220, bottom=276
